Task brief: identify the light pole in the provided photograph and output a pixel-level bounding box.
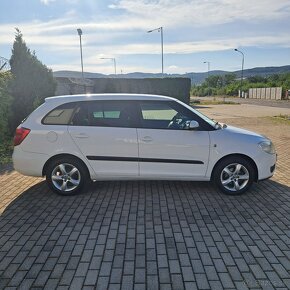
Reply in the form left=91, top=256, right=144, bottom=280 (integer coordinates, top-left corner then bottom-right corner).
left=234, top=48, right=244, bottom=94
left=147, top=27, right=164, bottom=75
left=100, top=57, right=117, bottom=75
left=203, top=61, right=210, bottom=96
left=77, top=28, right=84, bottom=79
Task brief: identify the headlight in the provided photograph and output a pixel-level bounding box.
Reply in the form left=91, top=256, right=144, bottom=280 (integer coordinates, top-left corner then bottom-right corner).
left=258, top=140, right=275, bottom=154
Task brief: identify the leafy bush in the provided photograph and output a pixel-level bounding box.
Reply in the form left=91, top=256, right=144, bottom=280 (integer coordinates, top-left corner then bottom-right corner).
left=0, top=71, right=12, bottom=143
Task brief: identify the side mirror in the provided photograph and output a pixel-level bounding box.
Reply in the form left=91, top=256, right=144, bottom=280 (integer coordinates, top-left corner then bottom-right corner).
left=186, top=120, right=199, bottom=130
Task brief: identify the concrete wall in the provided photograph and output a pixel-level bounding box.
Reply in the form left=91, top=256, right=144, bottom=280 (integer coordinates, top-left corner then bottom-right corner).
left=55, top=77, right=191, bottom=104
left=248, top=87, right=283, bottom=100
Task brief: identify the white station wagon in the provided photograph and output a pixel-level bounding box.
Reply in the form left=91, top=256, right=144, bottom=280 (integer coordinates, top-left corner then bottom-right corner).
left=13, top=94, right=276, bottom=196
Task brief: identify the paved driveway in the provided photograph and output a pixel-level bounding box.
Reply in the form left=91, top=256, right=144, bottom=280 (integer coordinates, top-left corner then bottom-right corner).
left=0, top=113, right=289, bottom=290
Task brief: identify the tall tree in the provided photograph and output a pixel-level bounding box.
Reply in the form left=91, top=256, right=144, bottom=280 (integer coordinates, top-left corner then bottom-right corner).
left=9, top=28, right=56, bottom=130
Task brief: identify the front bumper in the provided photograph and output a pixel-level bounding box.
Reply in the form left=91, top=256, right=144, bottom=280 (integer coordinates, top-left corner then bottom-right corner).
left=257, top=153, right=277, bottom=181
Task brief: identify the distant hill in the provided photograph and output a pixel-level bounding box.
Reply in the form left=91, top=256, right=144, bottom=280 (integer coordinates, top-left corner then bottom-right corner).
left=53, top=65, right=290, bottom=85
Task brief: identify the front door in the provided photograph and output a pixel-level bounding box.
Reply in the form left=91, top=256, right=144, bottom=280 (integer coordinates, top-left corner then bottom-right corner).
left=137, top=101, right=210, bottom=178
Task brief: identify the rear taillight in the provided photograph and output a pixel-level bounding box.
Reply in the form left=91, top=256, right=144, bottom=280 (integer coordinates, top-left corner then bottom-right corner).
left=14, top=127, right=31, bottom=146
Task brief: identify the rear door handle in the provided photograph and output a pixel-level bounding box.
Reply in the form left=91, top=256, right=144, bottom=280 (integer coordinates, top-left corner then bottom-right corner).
left=141, top=136, right=153, bottom=142
left=74, top=133, right=89, bottom=138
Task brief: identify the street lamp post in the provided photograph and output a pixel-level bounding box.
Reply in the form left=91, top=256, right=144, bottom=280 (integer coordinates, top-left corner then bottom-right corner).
left=77, top=28, right=84, bottom=79
left=147, top=27, right=164, bottom=75
left=203, top=61, right=210, bottom=96
left=100, top=57, right=117, bottom=75
left=234, top=48, right=244, bottom=96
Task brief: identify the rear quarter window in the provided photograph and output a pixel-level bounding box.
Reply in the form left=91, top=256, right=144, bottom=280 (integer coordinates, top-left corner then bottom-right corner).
left=42, top=102, right=76, bottom=125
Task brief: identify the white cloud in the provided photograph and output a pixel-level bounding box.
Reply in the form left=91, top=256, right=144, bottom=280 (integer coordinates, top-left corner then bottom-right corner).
left=109, top=0, right=290, bottom=27
left=40, top=0, right=56, bottom=5
left=2, top=0, right=290, bottom=73
left=1, top=16, right=289, bottom=60
left=40, top=0, right=79, bottom=5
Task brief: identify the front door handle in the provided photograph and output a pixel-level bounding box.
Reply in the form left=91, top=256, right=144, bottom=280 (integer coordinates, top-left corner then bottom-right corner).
left=74, top=133, right=89, bottom=138
left=141, top=136, right=153, bottom=142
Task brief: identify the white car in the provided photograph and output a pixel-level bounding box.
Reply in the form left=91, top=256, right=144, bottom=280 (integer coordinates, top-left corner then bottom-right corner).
left=13, top=94, right=276, bottom=196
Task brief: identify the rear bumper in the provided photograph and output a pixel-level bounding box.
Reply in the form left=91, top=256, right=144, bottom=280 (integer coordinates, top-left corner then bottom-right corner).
left=12, top=147, right=48, bottom=177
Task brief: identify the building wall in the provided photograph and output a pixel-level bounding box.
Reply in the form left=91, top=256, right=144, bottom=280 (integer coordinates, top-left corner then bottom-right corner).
left=55, top=77, right=191, bottom=104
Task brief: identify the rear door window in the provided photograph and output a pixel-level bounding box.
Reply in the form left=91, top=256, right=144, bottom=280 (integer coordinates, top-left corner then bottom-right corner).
left=70, top=101, right=138, bottom=128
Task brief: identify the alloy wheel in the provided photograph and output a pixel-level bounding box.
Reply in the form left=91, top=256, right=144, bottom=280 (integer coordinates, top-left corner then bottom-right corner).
left=220, top=163, right=249, bottom=192
left=51, top=163, right=81, bottom=192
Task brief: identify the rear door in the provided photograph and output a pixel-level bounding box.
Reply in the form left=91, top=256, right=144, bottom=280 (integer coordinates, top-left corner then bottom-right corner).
left=136, top=100, right=210, bottom=178
left=68, top=100, right=139, bottom=177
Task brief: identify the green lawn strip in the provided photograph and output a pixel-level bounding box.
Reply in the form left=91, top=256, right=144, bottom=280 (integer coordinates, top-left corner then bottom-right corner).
left=190, top=100, right=240, bottom=106
left=269, top=115, right=290, bottom=125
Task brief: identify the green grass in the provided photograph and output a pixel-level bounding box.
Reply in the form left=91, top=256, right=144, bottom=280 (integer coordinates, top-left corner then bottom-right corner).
left=190, top=100, right=240, bottom=106
left=270, top=114, right=290, bottom=125
left=0, top=140, right=13, bottom=165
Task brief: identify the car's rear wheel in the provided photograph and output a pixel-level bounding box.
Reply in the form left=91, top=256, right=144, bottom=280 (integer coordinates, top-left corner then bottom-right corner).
left=46, top=157, right=89, bottom=196
left=213, top=156, right=255, bottom=195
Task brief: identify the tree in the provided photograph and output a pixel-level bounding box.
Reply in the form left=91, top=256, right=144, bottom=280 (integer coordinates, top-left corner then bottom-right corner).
left=9, top=28, right=56, bottom=130
left=224, top=73, right=236, bottom=86
left=0, top=72, right=12, bottom=142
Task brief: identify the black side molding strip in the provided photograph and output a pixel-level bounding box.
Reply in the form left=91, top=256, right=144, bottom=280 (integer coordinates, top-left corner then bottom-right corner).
left=86, top=156, right=204, bottom=164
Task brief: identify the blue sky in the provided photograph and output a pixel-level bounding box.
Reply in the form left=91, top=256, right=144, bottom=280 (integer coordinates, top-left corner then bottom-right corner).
left=0, top=0, right=290, bottom=74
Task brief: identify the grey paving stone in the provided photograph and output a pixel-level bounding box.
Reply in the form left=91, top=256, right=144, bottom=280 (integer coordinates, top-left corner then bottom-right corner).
left=84, top=269, right=98, bottom=286
left=169, top=260, right=181, bottom=274
left=195, top=273, right=210, bottom=289
left=204, top=265, right=219, bottom=281
left=121, top=275, right=134, bottom=290
left=147, top=261, right=158, bottom=275
left=33, top=271, right=50, bottom=287
left=69, top=277, right=84, bottom=290
left=191, top=259, right=204, bottom=273
left=59, top=270, right=75, bottom=286
left=209, top=280, right=224, bottom=290
left=159, top=268, right=171, bottom=284
left=134, top=284, right=146, bottom=290
left=96, top=276, right=110, bottom=290
left=249, top=264, right=267, bottom=279
left=160, top=284, right=172, bottom=290
left=171, top=274, right=184, bottom=290
left=181, top=266, right=195, bottom=282
left=218, top=272, right=235, bottom=288
left=123, top=261, right=135, bottom=275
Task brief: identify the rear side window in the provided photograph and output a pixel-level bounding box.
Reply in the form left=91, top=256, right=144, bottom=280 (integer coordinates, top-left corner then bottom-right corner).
left=71, top=101, right=137, bottom=128
left=42, top=102, right=76, bottom=125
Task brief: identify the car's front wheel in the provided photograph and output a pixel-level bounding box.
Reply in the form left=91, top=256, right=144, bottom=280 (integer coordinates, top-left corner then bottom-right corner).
left=213, top=156, right=255, bottom=195
left=46, top=157, right=89, bottom=196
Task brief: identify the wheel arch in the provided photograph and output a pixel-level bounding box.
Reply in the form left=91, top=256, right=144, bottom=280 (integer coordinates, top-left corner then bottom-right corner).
left=42, top=153, right=91, bottom=178
left=210, top=153, right=258, bottom=182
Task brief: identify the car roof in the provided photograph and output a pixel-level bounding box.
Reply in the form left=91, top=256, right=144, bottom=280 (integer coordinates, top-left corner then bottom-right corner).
left=45, top=93, right=176, bottom=104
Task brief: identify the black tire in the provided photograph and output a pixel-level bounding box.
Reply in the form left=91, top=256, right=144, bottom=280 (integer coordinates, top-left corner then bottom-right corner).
left=213, top=156, right=255, bottom=195
left=46, top=157, right=89, bottom=196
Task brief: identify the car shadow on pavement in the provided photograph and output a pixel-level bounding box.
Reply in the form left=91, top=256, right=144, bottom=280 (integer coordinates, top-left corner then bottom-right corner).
left=0, top=178, right=289, bottom=289
left=1, top=178, right=289, bottom=221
